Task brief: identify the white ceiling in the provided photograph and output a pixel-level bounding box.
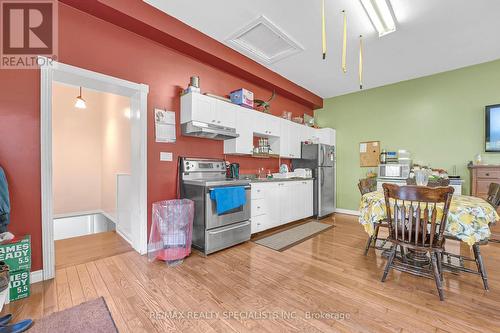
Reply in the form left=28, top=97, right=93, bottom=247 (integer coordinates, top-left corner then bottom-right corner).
left=144, top=0, right=500, bottom=98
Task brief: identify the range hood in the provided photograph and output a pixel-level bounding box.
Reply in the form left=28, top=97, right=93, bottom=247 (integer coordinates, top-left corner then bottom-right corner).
left=181, top=121, right=239, bottom=140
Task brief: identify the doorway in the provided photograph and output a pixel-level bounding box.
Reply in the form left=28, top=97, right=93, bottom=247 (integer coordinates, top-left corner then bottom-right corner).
left=40, top=58, right=148, bottom=280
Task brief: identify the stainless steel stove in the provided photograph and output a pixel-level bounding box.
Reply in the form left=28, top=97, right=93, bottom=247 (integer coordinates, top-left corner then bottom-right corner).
left=179, top=157, right=251, bottom=255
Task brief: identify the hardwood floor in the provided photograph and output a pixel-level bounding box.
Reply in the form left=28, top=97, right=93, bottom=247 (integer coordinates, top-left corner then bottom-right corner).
left=55, top=231, right=132, bottom=269
left=4, top=214, right=500, bottom=332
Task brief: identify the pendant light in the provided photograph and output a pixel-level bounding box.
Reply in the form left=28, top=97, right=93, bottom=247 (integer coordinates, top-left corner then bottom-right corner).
left=75, top=86, right=87, bottom=109
left=321, top=0, right=326, bottom=59
left=341, top=10, right=347, bottom=73
left=359, top=35, right=364, bottom=90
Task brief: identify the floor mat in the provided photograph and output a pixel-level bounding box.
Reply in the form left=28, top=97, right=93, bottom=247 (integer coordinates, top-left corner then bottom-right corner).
left=253, top=222, right=333, bottom=251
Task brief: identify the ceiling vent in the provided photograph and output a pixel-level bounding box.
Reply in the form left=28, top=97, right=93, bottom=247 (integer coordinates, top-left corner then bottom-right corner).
left=226, top=15, right=304, bottom=64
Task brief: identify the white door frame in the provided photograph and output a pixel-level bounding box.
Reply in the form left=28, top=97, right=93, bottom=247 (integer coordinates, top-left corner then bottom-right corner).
left=39, top=57, right=149, bottom=280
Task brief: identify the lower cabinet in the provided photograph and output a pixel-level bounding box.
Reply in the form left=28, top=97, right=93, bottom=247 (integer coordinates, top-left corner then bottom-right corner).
left=250, top=180, right=313, bottom=234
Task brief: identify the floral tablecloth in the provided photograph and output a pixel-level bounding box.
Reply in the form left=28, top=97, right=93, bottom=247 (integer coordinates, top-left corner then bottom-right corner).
left=359, top=191, right=499, bottom=245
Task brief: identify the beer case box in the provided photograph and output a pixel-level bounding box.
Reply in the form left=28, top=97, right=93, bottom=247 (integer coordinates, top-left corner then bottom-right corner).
left=0, top=235, right=31, bottom=271
left=9, top=269, right=30, bottom=302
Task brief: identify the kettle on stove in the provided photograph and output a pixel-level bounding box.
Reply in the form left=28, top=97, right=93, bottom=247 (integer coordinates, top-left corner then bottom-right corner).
left=226, top=163, right=240, bottom=179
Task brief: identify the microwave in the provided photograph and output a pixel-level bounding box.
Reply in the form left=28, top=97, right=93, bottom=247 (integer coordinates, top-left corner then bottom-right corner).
left=378, top=164, right=410, bottom=180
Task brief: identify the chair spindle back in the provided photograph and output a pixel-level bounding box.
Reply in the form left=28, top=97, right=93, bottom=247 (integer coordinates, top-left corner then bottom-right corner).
left=382, top=184, right=454, bottom=249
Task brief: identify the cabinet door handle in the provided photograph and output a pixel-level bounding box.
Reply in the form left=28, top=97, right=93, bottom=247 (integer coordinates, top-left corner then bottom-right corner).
left=257, top=206, right=261, bottom=209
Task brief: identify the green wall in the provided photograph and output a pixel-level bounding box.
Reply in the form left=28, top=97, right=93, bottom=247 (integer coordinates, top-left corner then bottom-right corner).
left=315, top=59, right=500, bottom=211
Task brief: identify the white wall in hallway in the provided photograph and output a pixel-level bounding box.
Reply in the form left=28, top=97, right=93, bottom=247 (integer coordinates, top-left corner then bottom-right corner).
left=53, top=213, right=115, bottom=240
left=52, top=83, right=131, bottom=217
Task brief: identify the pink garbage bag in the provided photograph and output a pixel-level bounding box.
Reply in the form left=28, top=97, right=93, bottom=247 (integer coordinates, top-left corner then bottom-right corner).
left=148, top=199, right=194, bottom=265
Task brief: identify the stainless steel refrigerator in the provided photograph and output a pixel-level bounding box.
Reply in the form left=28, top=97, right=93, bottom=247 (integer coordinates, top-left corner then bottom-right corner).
left=292, top=143, right=335, bottom=218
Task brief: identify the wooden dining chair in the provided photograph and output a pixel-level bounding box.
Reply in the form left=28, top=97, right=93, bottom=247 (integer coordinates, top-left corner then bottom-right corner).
left=381, top=183, right=454, bottom=301
left=486, top=182, right=500, bottom=244
left=486, top=182, right=500, bottom=209
left=358, top=177, right=377, bottom=195
left=358, top=178, right=388, bottom=255
left=442, top=182, right=500, bottom=289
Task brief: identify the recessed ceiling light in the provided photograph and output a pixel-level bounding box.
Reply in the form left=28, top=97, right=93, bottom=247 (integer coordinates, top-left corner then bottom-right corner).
left=360, top=0, right=397, bottom=37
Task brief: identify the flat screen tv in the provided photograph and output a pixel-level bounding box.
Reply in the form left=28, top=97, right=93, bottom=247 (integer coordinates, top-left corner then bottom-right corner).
left=486, top=104, right=500, bottom=152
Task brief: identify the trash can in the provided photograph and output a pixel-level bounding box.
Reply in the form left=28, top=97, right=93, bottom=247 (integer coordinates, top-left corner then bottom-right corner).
left=148, top=199, right=194, bottom=266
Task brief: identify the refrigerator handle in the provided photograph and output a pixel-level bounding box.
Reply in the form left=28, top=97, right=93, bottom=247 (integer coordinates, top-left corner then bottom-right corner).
left=320, top=145, right=324, bottom=166
left=320, top=167, right=324, bottom=186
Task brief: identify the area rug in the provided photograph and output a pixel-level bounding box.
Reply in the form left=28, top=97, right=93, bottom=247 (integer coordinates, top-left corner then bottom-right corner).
left=29, top=297, right=118, bottom=333
left=253, top=222, right=334, bottom=251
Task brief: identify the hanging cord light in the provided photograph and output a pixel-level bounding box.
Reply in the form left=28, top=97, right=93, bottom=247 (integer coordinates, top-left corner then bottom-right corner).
left=321, top=0, right=327, bottom=59
left=359, top=35, right=364, bottom=89
left=75, top=86, right=87, bottom=109
left=341, top=10, right=347, bottom=73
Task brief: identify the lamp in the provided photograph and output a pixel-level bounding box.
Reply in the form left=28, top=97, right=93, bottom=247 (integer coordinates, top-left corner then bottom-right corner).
left=75, top=87, right=87, bottom=109
left=360, top=0, right=396, bottom=37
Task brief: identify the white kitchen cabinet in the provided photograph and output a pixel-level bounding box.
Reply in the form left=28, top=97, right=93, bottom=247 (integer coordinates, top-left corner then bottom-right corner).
left=278, top=182, right=293, bottom=224
left=180, top=93, right=215, bottom=124
left=180, top=92, right=236, bottom=128
left=279, top=120, right=302, bottom=158
left=267, top=183, right=281, bottom=227
left=316, top=128, right=335, bottom=146
left=300, top=125, right=318, bottom=144
left=304, top=180, right=314, bottom=217
left=214, top=99, right=237, bottom=128
left=250, top=180, right=313, bottom=234
left=224, top=108, right=254, bottom=155
left=252, top=112, right=280, bottom=137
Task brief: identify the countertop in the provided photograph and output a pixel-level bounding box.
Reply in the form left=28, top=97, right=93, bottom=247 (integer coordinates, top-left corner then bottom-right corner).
left=241, top=177, right=314, bottom=183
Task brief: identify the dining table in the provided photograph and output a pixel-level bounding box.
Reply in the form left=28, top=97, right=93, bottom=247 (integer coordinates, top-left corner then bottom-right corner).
left=359, top=191, right=499, bottom=246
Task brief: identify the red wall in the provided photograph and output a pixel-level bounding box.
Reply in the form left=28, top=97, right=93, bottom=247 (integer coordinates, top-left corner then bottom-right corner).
left=0, top=3, right=313, bottom=271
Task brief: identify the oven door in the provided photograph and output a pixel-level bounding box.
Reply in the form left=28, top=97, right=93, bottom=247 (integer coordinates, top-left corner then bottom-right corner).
left=205, top=185, right=251, bottom=230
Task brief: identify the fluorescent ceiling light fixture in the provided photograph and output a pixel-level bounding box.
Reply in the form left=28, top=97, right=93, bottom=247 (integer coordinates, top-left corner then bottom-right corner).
left=75, top=86, right=87, bottom=109
left=360, top=0, right=396, bottom=37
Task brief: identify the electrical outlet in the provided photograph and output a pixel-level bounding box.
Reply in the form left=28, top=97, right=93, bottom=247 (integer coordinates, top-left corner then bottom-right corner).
left=160, top=152, right=173, bottom=162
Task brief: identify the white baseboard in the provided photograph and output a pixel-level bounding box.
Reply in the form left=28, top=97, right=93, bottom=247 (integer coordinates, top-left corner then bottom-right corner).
left=116, top=229, right=133, bottom=247
left=101, top=211, right=118, bottom=224
left=53, top=210, right=102, bottom=219
left=335, top=208, right=360, bottom=216
left=31, top=270, right=43, bottom=283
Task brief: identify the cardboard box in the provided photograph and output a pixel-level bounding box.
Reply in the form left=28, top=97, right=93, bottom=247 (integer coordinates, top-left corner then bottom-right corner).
left=230, top=88, right=254, bottom=108
left=9, top=269, right=30, bottom=301
left=0, top=235, right=31, bottom=271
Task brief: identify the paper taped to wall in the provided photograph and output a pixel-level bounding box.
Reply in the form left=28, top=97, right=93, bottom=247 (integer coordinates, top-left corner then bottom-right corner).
left=155, top=108, right=176, bottom=143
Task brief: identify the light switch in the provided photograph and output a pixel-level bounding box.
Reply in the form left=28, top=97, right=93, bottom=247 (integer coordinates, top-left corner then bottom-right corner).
left=160, top=152, right=173, bottom=161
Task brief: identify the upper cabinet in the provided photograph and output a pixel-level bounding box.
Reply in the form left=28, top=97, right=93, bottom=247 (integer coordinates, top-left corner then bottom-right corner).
left=316, top=128, right=336, bottom=146
left=181, top=93, right=335, bottom=158
left=279, top=120, right=301, bottom=159
left=215, top=99, right=237, bottom=128
left=252, top=112, right=280, bottom=137
left=180, top=93, right=236, bottom=128
left=224, top=107, right=254, bottom=155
